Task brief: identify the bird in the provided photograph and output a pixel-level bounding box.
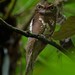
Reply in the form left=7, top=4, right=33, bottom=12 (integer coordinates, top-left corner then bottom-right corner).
left=25, top=0, right=59, bottom=75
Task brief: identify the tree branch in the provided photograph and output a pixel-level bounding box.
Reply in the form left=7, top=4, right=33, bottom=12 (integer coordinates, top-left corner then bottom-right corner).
left=0, top=18, right=74, bottom=60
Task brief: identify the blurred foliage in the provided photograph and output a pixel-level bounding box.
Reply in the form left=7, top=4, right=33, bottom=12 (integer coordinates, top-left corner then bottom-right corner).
left=52, top=16, right=75, bottom=40
left=9, top=0, right=75, bottom=75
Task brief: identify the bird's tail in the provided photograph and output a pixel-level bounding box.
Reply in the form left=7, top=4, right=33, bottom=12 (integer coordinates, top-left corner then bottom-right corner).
left=25, top=38, right=47, bottom=75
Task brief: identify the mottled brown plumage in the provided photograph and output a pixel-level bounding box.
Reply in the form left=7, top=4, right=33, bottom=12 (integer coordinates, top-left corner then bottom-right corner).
left=25, top=0, right=64, bottom=75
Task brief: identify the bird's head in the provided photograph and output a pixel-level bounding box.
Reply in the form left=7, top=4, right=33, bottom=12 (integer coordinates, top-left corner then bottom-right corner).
left=36, top=0, right=57, bottom=16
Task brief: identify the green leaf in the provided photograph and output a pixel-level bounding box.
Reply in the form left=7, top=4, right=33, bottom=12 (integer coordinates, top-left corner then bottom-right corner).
left=52, top=16, right=75, bottom=40
left=64, top=3, right=75, bottom=16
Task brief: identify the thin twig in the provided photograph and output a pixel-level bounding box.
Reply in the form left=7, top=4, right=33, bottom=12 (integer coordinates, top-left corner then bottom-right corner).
left=0, top=18, right=75, bottom=60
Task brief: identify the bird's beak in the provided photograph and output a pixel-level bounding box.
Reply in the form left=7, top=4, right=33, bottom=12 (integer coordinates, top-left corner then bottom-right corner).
left=39, top=9, right=51, bottom=15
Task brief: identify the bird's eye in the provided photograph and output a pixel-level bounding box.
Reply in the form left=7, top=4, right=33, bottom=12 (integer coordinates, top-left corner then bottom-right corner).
left=37, top=4, right=44, bottom=9
left=47, top=6, right=54, bottom=10
left=38, top=5, right=41, bottom=8
left=50, top=6, right=54, bottom=10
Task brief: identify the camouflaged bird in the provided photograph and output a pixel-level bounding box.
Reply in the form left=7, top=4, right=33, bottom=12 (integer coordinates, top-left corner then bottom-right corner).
left=25, top=0, right=65, bottom=75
